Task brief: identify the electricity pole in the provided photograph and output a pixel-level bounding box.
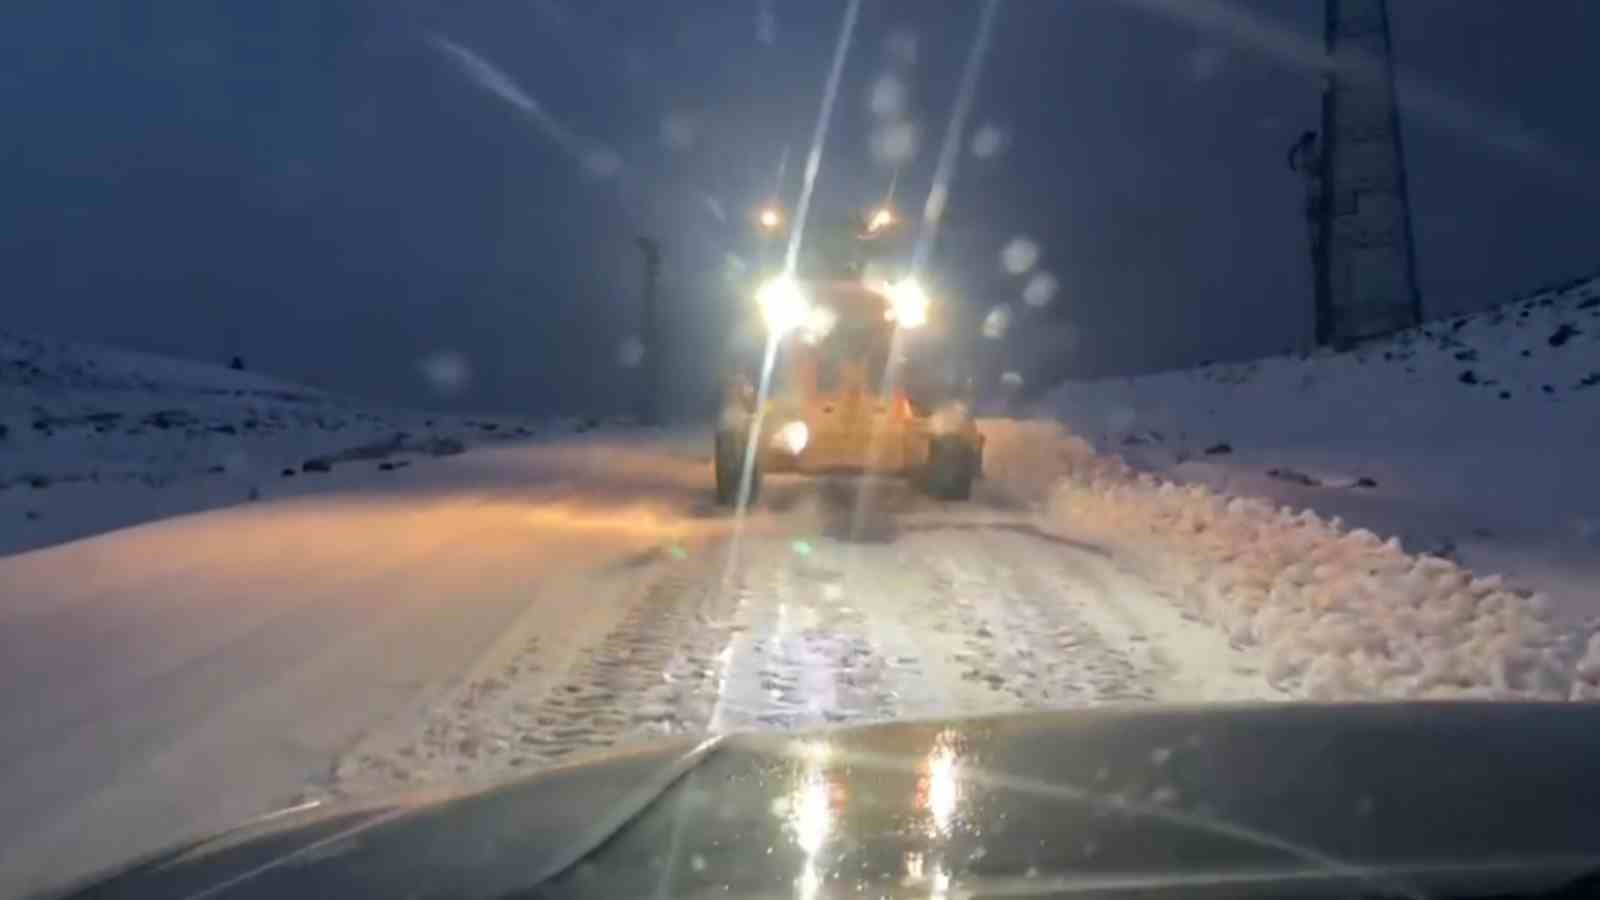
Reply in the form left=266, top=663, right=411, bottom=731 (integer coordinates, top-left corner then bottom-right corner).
left=1313, top=0, right=1423, bottom=347
left=635, top=236, right=662, bottom=426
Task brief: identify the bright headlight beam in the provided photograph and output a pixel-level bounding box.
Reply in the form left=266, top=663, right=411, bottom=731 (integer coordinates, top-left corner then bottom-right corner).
left=886, top=278, right=929, bottom=329
left=757, top=275, right=810, bottom=334
left=775, top=420, right=809, bottom=455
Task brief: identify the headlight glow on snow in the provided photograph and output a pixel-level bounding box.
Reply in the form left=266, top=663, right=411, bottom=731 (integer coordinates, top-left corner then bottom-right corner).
left=757, top=275, right=810, bottom=335
left=774, top=420, right=809, bottom=455
left=885, top=278, right=930, bottom=329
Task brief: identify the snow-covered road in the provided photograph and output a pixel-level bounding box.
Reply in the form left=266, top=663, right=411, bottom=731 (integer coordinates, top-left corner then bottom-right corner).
left=331, top=509, right=1275, bottom=799
left=0, top=428, right=1273, bottom=898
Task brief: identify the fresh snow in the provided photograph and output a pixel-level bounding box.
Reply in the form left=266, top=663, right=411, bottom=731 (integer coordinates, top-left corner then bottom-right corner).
left=1032, top=272, right=1600, bottom=699
left=0, top=418, right=1273, bottom=899
left=989, top=422, right=1586, bottom=700
left=0, top=330, right=570, bottom=556
left=2, top=314, right=1597, bottom=898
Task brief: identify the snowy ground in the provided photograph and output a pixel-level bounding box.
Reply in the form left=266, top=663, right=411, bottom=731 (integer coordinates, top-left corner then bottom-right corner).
left=0, top=331, right=582, bottom=557
left=324, top=465, right=1276, bottom=802
left=0, top=334, right=1276, bottom=898
left=0, top=424, right=1278, bottom=899
left=1039, top=274, right=1600, bottom=628
left=1021, top=274, right=1600, bottom=706
left=4, top=324, right=1598, bottom=898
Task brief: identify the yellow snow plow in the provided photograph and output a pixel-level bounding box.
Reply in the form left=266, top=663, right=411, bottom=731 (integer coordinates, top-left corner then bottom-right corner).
left=715, top=213, right=983, bottom=505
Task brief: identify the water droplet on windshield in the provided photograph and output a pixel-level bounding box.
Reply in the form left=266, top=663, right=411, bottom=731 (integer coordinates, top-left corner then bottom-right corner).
left=971, top=124, right=1008, bottom=158
left=618, top=336, right=645, bottom=368
left=869, top=74, right=907, bottom=119
left=582, top=147, right=623, bottom=178
left=662, top=112, right=695, bottom=150
left=925, top=184, right=948, bottom=222
left=1001, top=237, right=1039, bottom=274
left=1023, top=272, right=1058, bottom=308
left=871, top=120, right=919, bottom=164
left=419, top=350, right=471, bottom=395
left=982, top=305, right=1012, bottom=340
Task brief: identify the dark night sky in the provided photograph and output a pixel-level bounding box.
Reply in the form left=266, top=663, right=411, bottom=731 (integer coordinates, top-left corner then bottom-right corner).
left=3, top=1, right=1598, bottom=416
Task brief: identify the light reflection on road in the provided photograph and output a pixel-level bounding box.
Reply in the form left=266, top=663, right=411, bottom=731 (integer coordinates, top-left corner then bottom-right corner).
left=786, top=741, right=835, bottom=900
left=926, top=731, right=961, bottom=838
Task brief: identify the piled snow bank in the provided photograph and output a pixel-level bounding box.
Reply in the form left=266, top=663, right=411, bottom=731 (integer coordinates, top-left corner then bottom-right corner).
left=982, top=421, right=1596, bottom=701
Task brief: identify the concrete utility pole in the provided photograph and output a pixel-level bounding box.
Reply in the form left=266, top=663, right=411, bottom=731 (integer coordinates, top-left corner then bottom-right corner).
left=1314, top=0, right=1423, bottom=347
left=635, top=236, right=662, bottom=426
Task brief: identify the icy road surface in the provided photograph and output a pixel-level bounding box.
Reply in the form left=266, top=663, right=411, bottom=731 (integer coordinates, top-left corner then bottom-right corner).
left=0, top=427, right=1274, bottom=898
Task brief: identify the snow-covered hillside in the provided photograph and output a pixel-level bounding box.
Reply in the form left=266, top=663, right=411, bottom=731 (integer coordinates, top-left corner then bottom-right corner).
left=1038, top=272, right=1600, bottom=634
left=0, top=332, right=580, bottom=556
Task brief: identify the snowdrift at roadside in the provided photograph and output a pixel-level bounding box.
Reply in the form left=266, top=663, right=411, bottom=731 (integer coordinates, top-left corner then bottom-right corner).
left=983, top=420, right=1600, bottom=701
left=1036, top=272, right=1600, bottom=621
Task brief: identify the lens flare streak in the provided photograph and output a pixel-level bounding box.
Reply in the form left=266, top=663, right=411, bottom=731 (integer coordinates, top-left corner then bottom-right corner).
left=428, top=34, right=621, bottom=177
left=852, top=0, right=999, bottom=543
left=718, top=0, right=861, bottom=619
left=782, top=0, right=863, bottom=277
left=911, top=0, right=1002, bottom=274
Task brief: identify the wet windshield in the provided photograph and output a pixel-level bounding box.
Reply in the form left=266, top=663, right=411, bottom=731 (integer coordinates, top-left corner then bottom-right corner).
left=4, top=1, right=1600, bottom=897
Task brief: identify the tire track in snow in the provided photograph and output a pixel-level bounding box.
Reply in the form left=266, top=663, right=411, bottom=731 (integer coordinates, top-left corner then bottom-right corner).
left=329, top=521, right=1242, bottom=798
left=919, top=530, right=1160, bottom=707
left=705, top=539, right=913, bottom=734
left=329, top=563, right=732, bottom=794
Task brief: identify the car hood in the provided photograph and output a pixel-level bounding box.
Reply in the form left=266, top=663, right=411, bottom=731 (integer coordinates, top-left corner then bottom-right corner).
left=46, top=703, right=1600, bottom=899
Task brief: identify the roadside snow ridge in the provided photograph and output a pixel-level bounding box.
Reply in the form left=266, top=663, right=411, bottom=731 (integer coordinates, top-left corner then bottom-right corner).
left=983, top=423, right=1593, bottom=700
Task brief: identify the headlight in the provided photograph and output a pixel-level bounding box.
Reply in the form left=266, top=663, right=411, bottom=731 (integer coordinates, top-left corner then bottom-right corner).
left=756, top=275, right=809, bottom=335
left=801, top=304, right=838, bottom=345
left=885, top=278, right=929, bottom=329
left=773, top=420, right=809, bottom=455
